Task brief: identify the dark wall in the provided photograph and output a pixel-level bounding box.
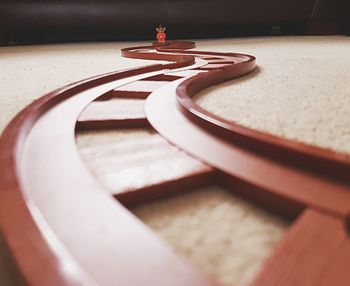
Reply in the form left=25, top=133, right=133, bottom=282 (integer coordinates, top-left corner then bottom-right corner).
left=308, top=0, right=346, bottom=34
left=0, top=0, right=346, bottom=45
left=345, top=0, right=350, bottom=34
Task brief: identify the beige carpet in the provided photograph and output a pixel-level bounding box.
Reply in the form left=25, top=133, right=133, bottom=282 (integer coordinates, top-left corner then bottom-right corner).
left=0, top=41, right=162, bottom=133
left=1, top=36, right=348, bottom=285
left=132, top=187, right=287, bottom=286
left=2, top=36, right=349, bottom=151
left=195, top=36, right=350, bottom=155
left=76, top=129, right=289, bottom=286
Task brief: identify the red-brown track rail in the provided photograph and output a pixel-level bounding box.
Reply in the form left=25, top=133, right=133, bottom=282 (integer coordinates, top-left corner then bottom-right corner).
left=1, top=40, right=350, bottom=285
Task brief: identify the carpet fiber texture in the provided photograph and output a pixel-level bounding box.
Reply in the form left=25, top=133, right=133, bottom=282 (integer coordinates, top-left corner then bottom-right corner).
left=195, top=36, right=350, bottom=155
left=2, top=36, right=347, bottom=285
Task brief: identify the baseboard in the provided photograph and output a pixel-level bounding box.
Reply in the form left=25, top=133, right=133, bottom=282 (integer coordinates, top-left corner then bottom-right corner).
left=306, top=20, right=344, bottom=35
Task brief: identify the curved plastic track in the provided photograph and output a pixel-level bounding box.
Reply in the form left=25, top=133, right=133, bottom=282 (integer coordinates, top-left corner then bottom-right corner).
left=1, top=41, right=350, bottom=286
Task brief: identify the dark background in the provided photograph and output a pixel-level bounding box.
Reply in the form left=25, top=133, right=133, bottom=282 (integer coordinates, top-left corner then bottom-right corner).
left=0, top=0, right=347, bottom=46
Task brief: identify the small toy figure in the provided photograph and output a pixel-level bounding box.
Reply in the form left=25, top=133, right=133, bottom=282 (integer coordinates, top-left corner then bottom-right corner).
left=156, top=25, right=166, bottom=45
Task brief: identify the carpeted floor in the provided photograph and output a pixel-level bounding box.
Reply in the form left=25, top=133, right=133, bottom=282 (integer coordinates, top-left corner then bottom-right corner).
left=132, top=187, right=287, bottom=286
left=1, top=36, right=348, bottom=285
left=195, top=36, right=350, bottom=155
left=76, top=129, right=289, bottom=286
left=0, top=41, right=162, bottom=133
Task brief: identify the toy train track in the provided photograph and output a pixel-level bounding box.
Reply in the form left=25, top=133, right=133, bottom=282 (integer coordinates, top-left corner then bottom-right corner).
left=1, top=41, right=350, bottom=285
